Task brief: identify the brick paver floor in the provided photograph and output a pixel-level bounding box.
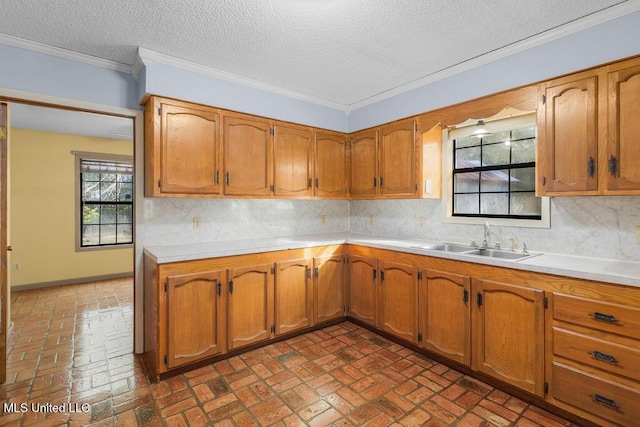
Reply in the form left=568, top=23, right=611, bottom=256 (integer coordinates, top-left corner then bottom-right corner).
left=0, top=279, right=581, bottom=426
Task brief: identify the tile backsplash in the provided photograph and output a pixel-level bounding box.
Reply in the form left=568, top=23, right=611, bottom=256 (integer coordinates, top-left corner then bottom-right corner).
left=140, top=196, right=640, bottom=261
left=350, top=197, right=640, bottom=261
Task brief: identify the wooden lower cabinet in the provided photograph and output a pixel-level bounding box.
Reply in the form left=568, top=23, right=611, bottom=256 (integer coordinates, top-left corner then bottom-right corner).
left=473, top=279, right=545, bottom=397
left=227, top=263, right=274, bottom=350
left=419, top=269, right=471, bottom=365
left=379, top=260, right=418, bottom=343
left=314, top=255, right=346, bottom=323
left=274, top=259, right=312, bottom=335
left=348, top=255, right=378, bottom=327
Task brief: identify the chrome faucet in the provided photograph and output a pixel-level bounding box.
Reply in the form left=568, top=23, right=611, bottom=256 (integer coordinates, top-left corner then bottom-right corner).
left=481, top=222, right=490, bottom=248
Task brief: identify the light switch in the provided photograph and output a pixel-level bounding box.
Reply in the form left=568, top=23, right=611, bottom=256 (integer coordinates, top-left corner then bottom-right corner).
left=193, top=217, right=202, bottom=230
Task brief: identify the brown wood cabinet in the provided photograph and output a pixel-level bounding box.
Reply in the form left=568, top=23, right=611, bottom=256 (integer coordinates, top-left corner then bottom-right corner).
left=379, top=260, right=418, bottom=343
left=606, top=57, right=640, bottom=193
left=419, top=269, right=471, bottom=365
left=273, top=124, right=313, bottom=198
left=379, top=120, right=418, bottom=197
left=227, top=263, right=274, bottom=349
left=314, top=131, right=349, bottom=199
left=473, top=279, right=545, bottom=397
left=538, top=72, right=599, bottom=195
left=223, top=113, right=273, bottom=197
left=550, top=292, right=640, bottom=426
left=274, top=259, right=312, bottom=335
left=349, top=129, right=378, bottom=199
left=144, top=96, right=221, bottom=197
left=166, top=270, right=225, bottom=368
left=314, top=254, right=346, bottom=323
left=538, top=56, right=640, bottom=196
left=348, top=255, right=378, bottom=327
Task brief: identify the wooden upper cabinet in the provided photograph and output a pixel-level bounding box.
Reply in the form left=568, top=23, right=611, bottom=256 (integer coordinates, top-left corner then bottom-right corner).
left=473, top=279, right=545, bottom=397
left=379, top=260, right=418, bottom=343
left=223, top=114, right=273, bottom=197
left=227, top=264, right=274, bottom=350
left=348, top=255, right=378, bottom=327
left=166, top=270, right=224, bottom=368
left=273, top=124, right=313, bottom=198
left=350, top=129, right=378, bottom=199
left=606, top=58, right=640, bottom=194
left=379, top=120, right=418, bottom=197
left=314, top=255, right=345, bottom=323
left=420, top=269, right=471, bottom=366
left=145, top=96, right=221, bottom=196
left=539, top=74, right=599, bottom=195
left=315, top=131, right=349, bottom=199
left=274, top=259, right=312, bottom=335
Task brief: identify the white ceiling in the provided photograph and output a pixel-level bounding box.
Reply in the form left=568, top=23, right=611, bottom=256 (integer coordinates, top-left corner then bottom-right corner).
left=0, top=0, right=635, bottom=108
left=3, top=1, right=639, bottom=139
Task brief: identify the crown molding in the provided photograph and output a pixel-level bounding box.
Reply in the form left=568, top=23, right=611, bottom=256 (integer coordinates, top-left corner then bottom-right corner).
left=136, top=47, right=348, bottom=112
left=346, top=0, right=640, bottom=112
left=0, top=33, right=132, bottom=74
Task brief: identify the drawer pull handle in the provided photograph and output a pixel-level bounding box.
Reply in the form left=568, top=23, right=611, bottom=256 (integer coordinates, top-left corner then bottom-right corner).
left=589, top=350, right=618, bottom=364
left=590, top=393, right=618, bottom=410
left=588, top=312, right=618, bottom=323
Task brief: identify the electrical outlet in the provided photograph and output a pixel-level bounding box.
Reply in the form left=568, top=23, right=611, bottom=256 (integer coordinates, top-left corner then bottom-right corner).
left=369, top=215, right=375, bottom=225
left=13, top=263, right=20, bottom=271
left=424, top=180, right=432, bottom=194
left=320, top=214, right=327, bottom=224
left=636, top=226, right=640, bottom=244
left=193, top=216, right=202, bottom=230
left=418, top=217, right=426, bottom=227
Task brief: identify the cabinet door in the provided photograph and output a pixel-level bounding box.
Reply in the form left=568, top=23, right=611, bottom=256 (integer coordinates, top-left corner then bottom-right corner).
left=474, top=279, right=545, bottom=396
left=223, top=115, right=272, bottom=196
left=273, top=124, right=313, bottom=198
left=166, top=270, right=224, bottom=368
left=380, top=260, right=418, bottom=343
left=541, top=76, right=598, bottom=194
left=227, top=264, right=274, bottom=350
left=350, top=130, right=378, bottom=199
left=348, top=255, right=378, bottom=327
left=315, top=131, right=349, bottom=199
left=275, top=259, right=312, bottom=335
left=607, top=60, right=640, bottom=193
left=379, top=120, right=417, bottom=197
left=314, top=255, right=345, bottom=323
left=420, top=269, right=471, bottom=366
left=157, top=101, right=221, bottom=195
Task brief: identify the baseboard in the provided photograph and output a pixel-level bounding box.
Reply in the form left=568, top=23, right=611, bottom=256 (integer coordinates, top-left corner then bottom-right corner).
left=11, top=272, right=133, bottom=291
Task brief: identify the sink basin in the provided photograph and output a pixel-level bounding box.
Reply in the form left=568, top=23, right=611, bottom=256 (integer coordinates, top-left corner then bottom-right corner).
left=411, top=243, right=473, bottom=252
left=464, top=248, right=534, bottom=260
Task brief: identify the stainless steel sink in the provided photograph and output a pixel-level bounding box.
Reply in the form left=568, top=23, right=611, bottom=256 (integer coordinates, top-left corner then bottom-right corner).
left=464, top=248, right=534, bottom=260
left=411, top=243, right=473, bottom=252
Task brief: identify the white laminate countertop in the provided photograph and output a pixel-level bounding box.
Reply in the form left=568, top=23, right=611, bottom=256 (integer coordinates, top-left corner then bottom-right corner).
left=144, top=233, right=640, bottom=288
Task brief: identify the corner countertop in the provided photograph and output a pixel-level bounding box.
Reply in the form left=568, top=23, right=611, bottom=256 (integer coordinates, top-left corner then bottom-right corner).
left=144, top=233, right=640, bottom=288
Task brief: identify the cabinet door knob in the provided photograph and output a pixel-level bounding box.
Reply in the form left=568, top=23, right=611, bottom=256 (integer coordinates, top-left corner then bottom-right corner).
left=6, top=246, right=11, bottom=251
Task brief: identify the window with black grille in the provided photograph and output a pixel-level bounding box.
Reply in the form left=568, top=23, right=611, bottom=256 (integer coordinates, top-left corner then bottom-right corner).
left=452, top=126, right=541, bottom=219
left=79, top=156, right=133, bottom=247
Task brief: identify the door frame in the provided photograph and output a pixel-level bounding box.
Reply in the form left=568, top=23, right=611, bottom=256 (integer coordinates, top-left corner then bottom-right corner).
left=0, top=88, right=145, bottom=357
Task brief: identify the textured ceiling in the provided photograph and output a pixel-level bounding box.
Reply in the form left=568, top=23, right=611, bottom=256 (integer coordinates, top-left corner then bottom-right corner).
left=0, top=0, right=633, bottom=107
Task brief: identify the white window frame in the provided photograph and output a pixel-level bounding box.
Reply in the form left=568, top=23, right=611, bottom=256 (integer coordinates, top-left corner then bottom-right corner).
left=441, top=109, right=550, bottom=229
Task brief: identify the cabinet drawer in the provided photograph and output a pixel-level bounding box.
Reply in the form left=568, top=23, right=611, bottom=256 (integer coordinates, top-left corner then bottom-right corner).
left=553, top=327, right=640, bottom=382
left=553, top=293, right=640, bottom=339
left=553, top=362, right=640, bottom=427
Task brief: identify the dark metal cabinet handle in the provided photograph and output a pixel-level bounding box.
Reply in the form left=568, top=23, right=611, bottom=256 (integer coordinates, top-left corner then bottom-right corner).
left=587, top=157, right=596, bottom=177
left=215, top=170, right=220, bottom=184
left=589, top=350, right=618, bottom=364
left=589, top=312, right=619, bottom=323
left=380, top=177, right=384, bottom=187
left=463, top=289, right=469, bottom=303
left=477, top=292, right=483, bottom=307
left=590, top=394, right=618, bottom=409
left=373, top=177, right=377, bottom=188
left=608, top=155, right=617, bottom=175
left=225, top=172, right=230, bottom=185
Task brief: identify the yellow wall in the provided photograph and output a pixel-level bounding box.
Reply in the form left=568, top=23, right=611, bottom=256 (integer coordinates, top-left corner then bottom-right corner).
left=9, top=128, right=133, bottom=287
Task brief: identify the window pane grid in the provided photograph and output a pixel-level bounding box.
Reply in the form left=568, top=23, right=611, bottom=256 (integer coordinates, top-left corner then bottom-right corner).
left=80, top=163, right=133, bottom=247
left=452, top=127, right=541, bottom=219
